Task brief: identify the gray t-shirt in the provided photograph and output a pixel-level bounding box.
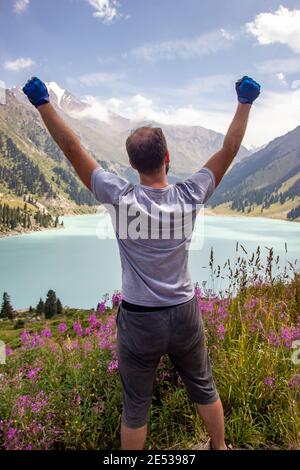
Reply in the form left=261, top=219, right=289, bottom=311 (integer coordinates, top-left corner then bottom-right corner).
left=91, top=167, right=215, bottom=306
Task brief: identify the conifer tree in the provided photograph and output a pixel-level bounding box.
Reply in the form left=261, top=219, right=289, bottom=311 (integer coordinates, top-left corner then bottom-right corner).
left=0, top=292, right=14, bottom=320
left=36, top=298, right=45, bottom=315
left=44, top=290, right=57, bottom=319
left=56, top=298, right=63, bottom=315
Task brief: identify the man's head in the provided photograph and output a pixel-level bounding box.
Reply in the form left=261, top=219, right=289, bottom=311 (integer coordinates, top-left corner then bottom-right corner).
left=126, top=126, right=170, bottom=176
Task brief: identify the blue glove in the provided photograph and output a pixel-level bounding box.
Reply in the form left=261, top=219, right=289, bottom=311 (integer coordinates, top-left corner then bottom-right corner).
left=235, top=76, right=261, bottom=104
left=22, top=77, right=50, bottom=108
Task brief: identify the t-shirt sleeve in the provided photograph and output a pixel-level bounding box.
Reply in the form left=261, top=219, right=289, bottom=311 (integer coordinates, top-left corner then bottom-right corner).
left=177, top=167, right=216, bottom=204
left=91, top=166, right=131, bottom=205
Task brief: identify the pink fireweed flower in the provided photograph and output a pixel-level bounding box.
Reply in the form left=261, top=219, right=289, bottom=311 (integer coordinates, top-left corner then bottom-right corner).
left=58, top=323, right=67, bottom=334
left=20, top=330, right=31, bottom=345
left=7, top=427, right=16, bottom=440
left=281, top=327, right=293, bottom=348
left=264, top=377, right=275, bottom=388
left=5, top=346, right=13, bottom=356
left=13, top=395, right=29, bottom=418
left=194, top=284, right=203, bottom=299
left=71, top=339, right=79, bottom=350
left=85, top=327, right=91, bottom=336
left=268, top=331, right=281, bottom=348
left=107, top=359, right=118, bottom=374
left=73, top=394, right=81, bottom=406
left=97, top=302, right=106, bottom=314
left=111, top=291, right=122, bottom=307
left=289, top=375, right=300, bottom=390
left=216, top=324, right=225, bottom=341
left=89, top=313, right=100, bottom=329
left=73, top=320, right=83, bottom=337
left=292, top=328, right=300, bottom=341
left=30, top=391, right=48, bottom=413
left=27, top=367, right=42, bottom=381
left=41, top=328, right=52, bottom=338
left=244, top=298, right=258, bottom=310
left=83, top=340, right=93, bottom=354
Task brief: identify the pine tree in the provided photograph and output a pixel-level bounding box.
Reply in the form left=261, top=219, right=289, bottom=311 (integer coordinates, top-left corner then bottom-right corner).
left=36, top=298, right=45, bottom=315
left=1, top=292, right=14, bottom=320
left=56, top=298, right=63, bottom=315
left=44, top=290, right=57, bottom=319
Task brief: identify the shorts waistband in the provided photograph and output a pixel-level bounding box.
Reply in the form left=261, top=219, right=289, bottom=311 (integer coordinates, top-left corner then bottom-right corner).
left=121, top=297, right=195, bottom=313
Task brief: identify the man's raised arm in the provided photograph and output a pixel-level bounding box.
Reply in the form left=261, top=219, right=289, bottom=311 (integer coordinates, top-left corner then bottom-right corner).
left=204, top=76, right=261, bottom=187
left=23, top=77, right=98, bottom=189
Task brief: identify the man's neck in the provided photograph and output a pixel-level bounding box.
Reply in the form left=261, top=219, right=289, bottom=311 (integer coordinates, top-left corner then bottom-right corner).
left=139, top=172, right=169, bottom=189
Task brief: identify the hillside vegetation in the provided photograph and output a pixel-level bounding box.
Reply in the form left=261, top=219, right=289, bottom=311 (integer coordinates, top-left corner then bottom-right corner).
left=209, top=126, right=300, bottom=221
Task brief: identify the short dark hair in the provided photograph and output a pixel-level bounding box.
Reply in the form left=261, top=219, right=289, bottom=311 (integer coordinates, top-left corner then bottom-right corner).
left=126, top=126, right=168, bottom=174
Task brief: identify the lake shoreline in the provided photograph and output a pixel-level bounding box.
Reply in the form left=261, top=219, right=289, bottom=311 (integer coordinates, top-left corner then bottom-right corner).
left=0, top=208, right=298, bottom=240
left=0, top=224, right=64, bottom=240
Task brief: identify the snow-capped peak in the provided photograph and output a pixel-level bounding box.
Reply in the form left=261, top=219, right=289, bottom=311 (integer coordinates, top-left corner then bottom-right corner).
left=46, top=81, right=65, bottom=105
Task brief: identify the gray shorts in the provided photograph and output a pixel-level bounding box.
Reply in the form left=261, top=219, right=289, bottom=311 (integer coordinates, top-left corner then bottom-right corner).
left=116, top=296, right=219, bottom=429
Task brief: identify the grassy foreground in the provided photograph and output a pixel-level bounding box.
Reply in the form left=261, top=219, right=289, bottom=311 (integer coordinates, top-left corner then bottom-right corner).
left=0, top=248, right=300, bottom=450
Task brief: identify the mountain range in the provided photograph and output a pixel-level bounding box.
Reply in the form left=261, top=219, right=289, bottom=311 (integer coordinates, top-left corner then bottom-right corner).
left=208, top=125, right=300, bottom=221
left=0, top=81, right=299, bottom=222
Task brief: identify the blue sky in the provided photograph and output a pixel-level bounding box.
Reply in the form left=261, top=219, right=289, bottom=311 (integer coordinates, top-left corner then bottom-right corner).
left=1, top=0, right=300, bottom=146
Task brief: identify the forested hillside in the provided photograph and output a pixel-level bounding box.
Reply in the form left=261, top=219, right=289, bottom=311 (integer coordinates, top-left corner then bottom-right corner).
left=208, top=126, right=300, bottom=221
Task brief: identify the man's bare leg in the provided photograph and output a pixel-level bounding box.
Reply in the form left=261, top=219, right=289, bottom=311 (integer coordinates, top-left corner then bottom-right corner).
left=197, top=399, right=227, bottom=450
left=121, top=423, right=147, bottom=450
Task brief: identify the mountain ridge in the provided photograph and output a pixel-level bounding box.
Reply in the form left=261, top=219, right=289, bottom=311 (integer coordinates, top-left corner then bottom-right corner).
left=1, top=81, right=298, bottom=225
left=208, top=125, right=300, bottom=221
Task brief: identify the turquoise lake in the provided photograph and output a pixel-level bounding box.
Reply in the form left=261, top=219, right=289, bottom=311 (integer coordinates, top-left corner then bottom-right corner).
left=0, top=214, right=299, bottom=309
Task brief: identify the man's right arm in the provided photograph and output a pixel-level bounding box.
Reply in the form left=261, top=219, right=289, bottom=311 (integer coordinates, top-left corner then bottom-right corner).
left=203, top=76, right=261, bottom=187
left=23, top=77, right=98, bottom=190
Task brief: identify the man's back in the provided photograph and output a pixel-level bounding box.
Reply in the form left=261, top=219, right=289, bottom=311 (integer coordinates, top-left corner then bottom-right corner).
left=91, top=166, right=215, bottom=306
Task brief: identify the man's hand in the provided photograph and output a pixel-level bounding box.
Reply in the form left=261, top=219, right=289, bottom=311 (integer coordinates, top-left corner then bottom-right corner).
left=22, top=77, right=98, bottom=189
left=235, top=76, right=260, bottom=105
left=203, top=76, right=261, bottom=187
left=23, top=77, right=50, bottom=108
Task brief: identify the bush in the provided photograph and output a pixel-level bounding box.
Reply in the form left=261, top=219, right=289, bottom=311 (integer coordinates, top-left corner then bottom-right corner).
left=14, top=319, right=25, bottom=330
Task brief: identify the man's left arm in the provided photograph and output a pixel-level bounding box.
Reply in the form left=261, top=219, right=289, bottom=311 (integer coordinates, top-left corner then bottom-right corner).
left=23, top=77, right=98, bottom=189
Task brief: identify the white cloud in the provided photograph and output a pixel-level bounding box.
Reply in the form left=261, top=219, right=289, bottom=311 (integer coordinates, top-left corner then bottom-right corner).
left=105, top=93, right=232, bottom=133
left=78, top=71, right=126, bottom=86
left=291, top=80, right=300, bottom=89
left=276, top=72, right=287, bottom=85
left=14, top=0, right=30, bottom=13
left=130, top=29, right=235, bottom=61
left=3, top=57, right=35, bottom=72
left=103, top=86, right=300, bottom=148
left=247, top=87, right=300, bottom=145
left=246, top=6, right=300, bottom=53
left=70, top=95, right=111, bottom=123
left=256, top=57, right=300, bottom=74
left=71, top=73, right=300, bottom=147
left=87, top=0, right=121, bottom=24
